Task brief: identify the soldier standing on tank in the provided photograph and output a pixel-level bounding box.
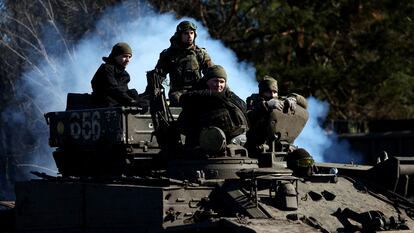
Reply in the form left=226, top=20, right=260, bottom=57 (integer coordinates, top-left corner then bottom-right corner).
left=91, top=42, right=148, bottom=111
left=245, top=76, right=307, bottom=156
left=153, top=20, right=214, bottom=106
left=179, top=65, right=248, bottom=147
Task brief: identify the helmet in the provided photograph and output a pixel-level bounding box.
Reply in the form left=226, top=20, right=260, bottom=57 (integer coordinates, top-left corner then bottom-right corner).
left=286, top=148, right=314, bottom=177
left=176, top=21, right=197, bottom=32
left=258, top=76, right=278, bottom=95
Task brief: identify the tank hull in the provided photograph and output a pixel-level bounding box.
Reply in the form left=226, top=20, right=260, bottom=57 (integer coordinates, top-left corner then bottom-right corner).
left=14, top=180, right=214, bottom=233
left=13, top=174, right=414, bottom=232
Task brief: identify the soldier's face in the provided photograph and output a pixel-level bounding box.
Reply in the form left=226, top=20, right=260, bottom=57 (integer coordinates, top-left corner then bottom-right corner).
left=206, top=77, right=226, bottom=92
left=114, top=53, right=132, bottom=67
left=262, top=90, right=278, bottom=100
left=181, top=30, right=195, bottom=45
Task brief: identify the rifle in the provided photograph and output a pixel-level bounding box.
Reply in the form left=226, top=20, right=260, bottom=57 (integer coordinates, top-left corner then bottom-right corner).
left=146, top=69, right=175, bottom=149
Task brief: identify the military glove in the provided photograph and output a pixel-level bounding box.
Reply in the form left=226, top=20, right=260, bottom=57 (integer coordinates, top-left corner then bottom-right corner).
left=265, top=99, right=284, bottom=111
left=287, top=93, right=307, bottom=109
left=284, top=97, right=297, bottom=112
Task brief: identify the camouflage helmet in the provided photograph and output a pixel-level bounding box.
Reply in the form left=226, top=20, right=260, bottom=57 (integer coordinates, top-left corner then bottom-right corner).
left=286, top=148, right=314, bottom=177
left=258, top=75, right=278, bottom=94
left=176, top=21, right=197, bottom=32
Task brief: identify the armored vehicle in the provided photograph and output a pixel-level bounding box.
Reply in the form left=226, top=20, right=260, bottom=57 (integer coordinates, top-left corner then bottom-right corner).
left=5, top=72, right=414, bottom=233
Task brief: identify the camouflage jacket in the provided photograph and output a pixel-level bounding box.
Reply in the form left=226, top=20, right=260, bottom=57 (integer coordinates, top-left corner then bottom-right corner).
left=155, top=36, right=213, bottom=93
left=245, top=93, right=307, bottom=155
left=179, top=88, right=248, bottom=144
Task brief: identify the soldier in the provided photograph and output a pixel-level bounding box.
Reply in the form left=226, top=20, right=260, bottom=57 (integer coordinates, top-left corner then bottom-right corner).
left=91, top=42, right=148, bottom=111
left=179, top=65, right=248, bottom=147
left=245, top=76, right=307, bottom=156
left=154, top=20, right=214, bottom=106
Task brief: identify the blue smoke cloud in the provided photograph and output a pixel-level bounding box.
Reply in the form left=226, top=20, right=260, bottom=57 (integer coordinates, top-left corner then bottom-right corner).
left=295, top=97, right=363, bottom=163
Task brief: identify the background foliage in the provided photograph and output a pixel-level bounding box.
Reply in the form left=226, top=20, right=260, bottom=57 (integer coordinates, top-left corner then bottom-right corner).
left=1, top=0, right=413, bottom=122
left=150, top=0, right=414, bottom=120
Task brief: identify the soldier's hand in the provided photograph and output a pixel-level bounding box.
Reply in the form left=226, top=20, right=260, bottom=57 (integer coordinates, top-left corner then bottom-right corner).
left=266, top=99, right=284, bottom=111
left=284, top=97, right=297, bottom=112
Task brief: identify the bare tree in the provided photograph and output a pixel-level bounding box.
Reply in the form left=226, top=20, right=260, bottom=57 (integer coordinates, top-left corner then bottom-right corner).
left=0, top=0, right=123, bottom=195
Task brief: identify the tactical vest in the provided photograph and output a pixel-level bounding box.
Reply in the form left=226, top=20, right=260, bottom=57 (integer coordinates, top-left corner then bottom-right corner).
left=166, top=46, right=206, bottom=91
left=198, top=99, right=248, bottom=140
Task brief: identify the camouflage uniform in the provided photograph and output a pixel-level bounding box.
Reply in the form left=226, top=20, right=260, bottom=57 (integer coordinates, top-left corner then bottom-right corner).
left=245, top=77, right=307, bottom=156
left=178, top=65, right=248, bottom=147
left=155, top=21, right=213, bottom=106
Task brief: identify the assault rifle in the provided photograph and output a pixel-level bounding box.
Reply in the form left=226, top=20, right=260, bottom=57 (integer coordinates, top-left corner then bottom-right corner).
left=146, top=69, right=175, bottom=150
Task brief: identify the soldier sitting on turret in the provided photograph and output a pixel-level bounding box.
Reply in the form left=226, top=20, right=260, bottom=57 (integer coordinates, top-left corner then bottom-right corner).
left=245, top=76, right=308, bottom=157
left=178, top=65, right=248, bottom=152
left=91, top=42, right=148, bottom=110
